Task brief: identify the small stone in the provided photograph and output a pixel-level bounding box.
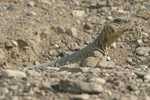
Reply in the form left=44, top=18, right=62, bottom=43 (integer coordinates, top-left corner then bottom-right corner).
left=136, top=47, right=150, bottom=56
left=118, top=9, right=126, bottom=14
left=59, top=64, right=83, bottom=73
left=84, top=22, right=93, bottom=30
left=34, top=61, right=40, bottom=65
left=7, top=3, right=16, bottom=10
left=144, top=74, right=150, bottom=82
left=82, top=57, right=98, bottom=67
left=89, top=1, right=97, bottom=7
left=126, top=57, right=132, bottom=63
left=97, top=1, right=108, bottom=8
left=11, top=40, right=18, bottom=47
left=40, top=82, right=51, bottom=90
left=32, top=45, right=39, bottom=54
left=9, top=85, right=18, bottom=91
left=4, top=41, right=14, bottom=48
left=76, top=20, right=80, bottom=24
left=72, top=94, right=90, bottom=100
left=59, top=80, right=103, bottom=93
left=111, top=42, right=116, bottom=48
left=96, top=60, right=115, bottom=69
left=1, top=69, right=26, bottom=78
left=1, top=88, right=9, bottom=94
left=54, top=44, right=59, bottom=48
left=107, top=16, right=113, bottom=20
left=16, top=39, right=30, bottom=48
left=134, top=71, right=146, bottom=79
left=140, top=6, right=146, bottom=10
left=72, top=10, right=85, bottom=17
left=106, top=56, right=111, bottom=61
left=26, top=11, right=37, bottom=16
left=89, top=77, right=106, bottom=85
left=87, top=68, right=100, bottom=73
left=67, top=27, right=77, bottom=38
left=27, top=1, right=35, bottom=7
left=55, top=26, right=65, bottom=35
left=139, top=65, right=148, bottom=69
left=137, top=39, right=143, bottom=44
left=139, top=57, right=146, bottom=61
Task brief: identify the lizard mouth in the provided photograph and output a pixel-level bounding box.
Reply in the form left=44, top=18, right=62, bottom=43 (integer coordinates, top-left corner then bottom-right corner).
left=119, top=19, right=133, bottom=33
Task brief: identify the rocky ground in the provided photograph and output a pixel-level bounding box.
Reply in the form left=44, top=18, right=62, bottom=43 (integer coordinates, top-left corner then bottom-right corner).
left=0, top=0, right=150, bottom=100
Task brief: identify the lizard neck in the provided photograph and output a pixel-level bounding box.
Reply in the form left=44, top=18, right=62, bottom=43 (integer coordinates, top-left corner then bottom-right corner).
left=93, top=30, right=112, bottom=56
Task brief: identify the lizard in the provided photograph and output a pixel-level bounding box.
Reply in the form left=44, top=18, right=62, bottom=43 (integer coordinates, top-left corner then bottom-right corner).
left=26, top=18, right=133, bottom=70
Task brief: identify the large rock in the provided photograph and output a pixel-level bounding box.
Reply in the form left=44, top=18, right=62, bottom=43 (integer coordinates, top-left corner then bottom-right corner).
left=89, top=77, right=106, bottom=85
left=1, top=69, right=26, bottom=78
left=136, top=47, right=150, bottom=56
left=96, top=60, right=115, bottom=69
left=59, top=64, right=84, bottom=73
left=58, top=80, right=104, bottom=94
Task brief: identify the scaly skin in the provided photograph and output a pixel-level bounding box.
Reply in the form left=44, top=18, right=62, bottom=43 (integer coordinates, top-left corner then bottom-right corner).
left=26, top=18, right=133, bottom=69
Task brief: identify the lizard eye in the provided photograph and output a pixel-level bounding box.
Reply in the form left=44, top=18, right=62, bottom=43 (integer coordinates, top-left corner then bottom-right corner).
left=114, top=19, right=122, bottom=23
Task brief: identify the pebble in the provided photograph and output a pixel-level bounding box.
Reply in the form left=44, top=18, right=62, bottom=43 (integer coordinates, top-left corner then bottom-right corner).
left=144, top=74, right=150, bottom=82
left=134, top=71, right=147, bottom=79
left=11, top=40, right=18, bottom=47
left=139, top=65, right=148, bottom=69
left=97, top=1, right=108, bottom=8
left=1, top=69, right=26, bottom=78
left=106, top=56, right=111, bottom=61
left=1, top=87, right=9, bottom=94
left=84, top=22, right=93, bottom=30
left=26, top=11, right=37, bottom=16
left=71, top=94, right=90, bottom=100
left=87, top=68, right=100, bottom=73
left=72, top=10, right=85, bottom=17
left=4, top=41, right=14, bottom=48
left=59, top=80, right=104, bottom=93
left=7, top=3, right=16, bottom=10
left=40, top=82, right=51, bottom=90
left=82, top=57, right=98, bottom=67
left=89, top=77, right=106, bottom=85
left=137, top=39, right=143, bottom=45
left=126, top=57, right=132, bottom=63
left=111, top=42, right=116, bottom=49
left=9, top=85, right=19, bottom=91
left=27, top=1, right=35, bottom=7
left=16, top=39, right=30, bottom=48
left=67, top=27, right=77, bottom=38
left=136, top=47, right=150, bottom=56
left=55, top=26, right=65, bottom=35
left=118, top=9, right=126, bottom=14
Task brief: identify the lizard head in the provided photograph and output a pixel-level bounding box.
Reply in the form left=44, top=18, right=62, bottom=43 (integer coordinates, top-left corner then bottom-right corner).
left=98, top=18, right=133, bottom=55
left=105, top=18, right=133, bottom=41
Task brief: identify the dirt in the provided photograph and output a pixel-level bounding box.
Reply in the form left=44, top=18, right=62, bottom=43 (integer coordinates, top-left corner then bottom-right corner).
left=0, top=0, right=150, bottom=100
